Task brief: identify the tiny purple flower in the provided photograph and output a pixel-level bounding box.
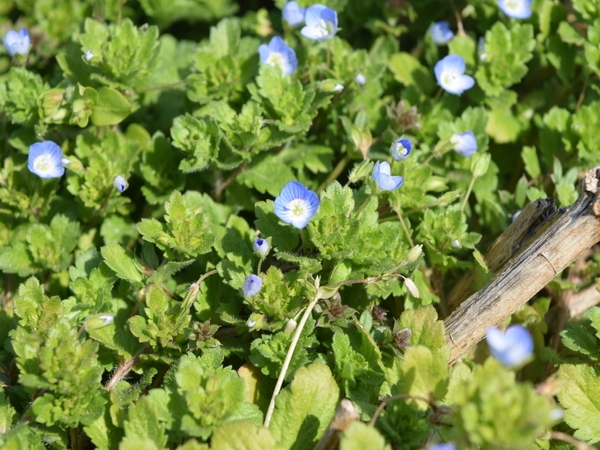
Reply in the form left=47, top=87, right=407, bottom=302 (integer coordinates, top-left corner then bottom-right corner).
left=391, top=138, right=412, bottom=161
left=372, top=161, right=404, bottom=192
left=451, top=131, right=478, bottom=157
left=486, top=324, right=534, bottom=367
left=301, top=4, right=338, bottom=42
left=274, top=181, right=320, bottom=229
left=28, top=141, right=65, bottom=179
left=3, top=28, right=30, bottom=57
left=283, top=1, right=306, bottom=27
left=429, top=21, right=454, bottom=45
left=113, top=175, right=128, bottom=193
left=498, top=0, right=532, bottom=19
left=259, top=36, right=298, bottom=75
left=243, top=274, right=263, bottom=297
left=253, top=238, right=270, bottom=256
left=434, top=55, right=475, bottom=95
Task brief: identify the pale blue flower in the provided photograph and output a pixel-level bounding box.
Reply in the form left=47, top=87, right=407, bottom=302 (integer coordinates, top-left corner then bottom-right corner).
left=28, top=141, right=65, bottom=179
left=498, top=0, right=532, bottom=19
left=451, top=131, right=478, bottom=157
left=259, top=36, right=298, bottom=75
left=84, top=50, right=93, bottom=62
left=391, top=138, right=412, bottom=161
left=355, top=73, right=366, bottom=86
left=253, top=238, right=270, bottom=256
left=274, top=181, right=320, bottom=229
left=98, top=315, right=114, bottom=326
left=243, top=274, right=263, bottom=296
left=113, top=175, right=128, bottom=193
left=486, top=324, right=533, bottom=367
left=301, top=4, right=338, bottom=42
left=372, top=161, right=403, bottom=192
left=429, top=21, right=454, bottom=45
left=283, top=1, right=306, bottom=27
left=3, top=28, right=30, bottom=56
left=434, top=55, right=475, bottom=95
left=333, top=83, right=344, bottom=92
left=430, top=444, right=456, bottom=450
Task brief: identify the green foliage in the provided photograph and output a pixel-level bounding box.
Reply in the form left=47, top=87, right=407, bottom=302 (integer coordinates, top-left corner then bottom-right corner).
left=1, top=0, right=598, bottom=447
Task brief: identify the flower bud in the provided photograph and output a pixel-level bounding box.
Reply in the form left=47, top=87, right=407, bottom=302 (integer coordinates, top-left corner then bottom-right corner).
left=253, top=238, right=270, bottom=257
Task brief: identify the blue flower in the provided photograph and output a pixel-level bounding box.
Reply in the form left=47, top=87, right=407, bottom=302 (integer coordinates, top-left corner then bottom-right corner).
left=283, top=1, right=306, bottom=27
left=372, top=161, right=404, bottom=192
left=301, top=4, right=338, bottom=42
left=391, top=138, right=412, bottom=161
left=259, top=36, right=298, bottom=75
left=113, top=175, right=128, bottom=193
left=28, top=141, right=65, bottom=179
left=498, top=0, right=532, bottom=19
left=3, top=28, right=30, bottom=57
left=274, top=181, right=320, bottom=229
left=243, top=274, right=263, bottom=296
left=429, top=21, right=454, bottom=45
left=253, top=238, right=270, bottom=256
left=84, top=50, right=93, bottom=62
left=486, top=324, right=533, bottom=367
left=434, top=55, right=475, bottom=95
left=355, top=73, right=366, bottom=86
left=430, top=444, right=456, bottom=450
left=451, top=131, right=478, bottom=157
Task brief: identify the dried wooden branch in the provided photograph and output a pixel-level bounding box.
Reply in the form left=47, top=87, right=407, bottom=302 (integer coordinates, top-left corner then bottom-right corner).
left=444, top=167, right=600, bottom=365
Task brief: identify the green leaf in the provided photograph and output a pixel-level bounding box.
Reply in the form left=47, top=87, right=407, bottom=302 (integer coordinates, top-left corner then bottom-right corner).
left=557, top=364, right=600, bottom=444
left=211, top=421, right=285, bottom=450
left=101, top=244, right=144, bottom=285
left=560, top=323, right=600, bottom=362
left=121, top=396, right=168, bottom=449
left=90, top=87, right=131, bottom=126
left=339, top=422, right=390, bottom=450
left=254, top=201, right=300, bottom=253
left=388, top=52, right=435, bottom=94
left=270, top=363, right=340, bottom=450
left=476, top=22, right=535, bottom=96
left=398, top=306, right=446, bottom=351
left=522, top=146, right=541, bottom=179
left=0, top=241, right=35, bottom=277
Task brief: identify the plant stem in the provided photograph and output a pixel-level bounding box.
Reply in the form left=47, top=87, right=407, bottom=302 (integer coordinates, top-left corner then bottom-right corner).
left=459, top=176, right=476, bottom=213
left=317, top=155, right=350, bottom=193
left=264, top=291, right=323, bottom=427
left=136, top=79, right=188, bottom=94
left=354, top=193, right=374, bottom=218
left=396, top=210, right=414, bottom=248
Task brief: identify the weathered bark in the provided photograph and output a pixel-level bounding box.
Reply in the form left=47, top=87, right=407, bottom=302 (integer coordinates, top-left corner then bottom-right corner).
left=445, top=167, right=600, bottom=365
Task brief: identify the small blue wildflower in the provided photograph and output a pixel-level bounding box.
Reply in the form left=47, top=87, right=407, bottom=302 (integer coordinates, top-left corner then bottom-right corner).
left=3, top=28, right=30, bottom=57
left=498, top=0, right=532, bottom=19
left=301, top=4, right=338, bottom=42
left=98, top=315, right=114, bottom=327
left=259, top=36, right=298, bottom=75
left=84, top=50, right=93, bottom=62
left=283, top=1, right=306, bottom=27
left=451, top=131, right=478, bottom=157
left=372, top=161, right=404, bottom=192
left=253, top=238, right=270, bottom=256
left=434, top=55, right=475, bottom=95
left=429, top=21, right=454, bottom=45
left=243, top=274, right=263, bottom=297
left=391, top=138, right=412, bottom=161
left=28, top=141, right=65, bottom=179
left=486, top=324, right=533, bottom=367
left=355, top=73, right=366, bottom=86
left=430, top=444, right=456, bottom=450
left=274, top=181, right=320, bottom=229
left=333, top=83, right=344, bottom=92
left=113, top=175, right=128, bottom=193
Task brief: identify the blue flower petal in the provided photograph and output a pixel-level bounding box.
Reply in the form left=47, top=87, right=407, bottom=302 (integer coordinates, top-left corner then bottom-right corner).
left=429, top=21, right=454, bottom=45
left=3, top=28, right=30, bottom=57
left=253, top=238, right=270, bottom=256
left=274, top=181, right=320, bottom=229
left=301, top=4, right=338, bottom=42
left=28, top=141, right=65, bottom=179
left=243, top=274, right=263, bottom=296
left=372, top=161, right=404, bottom=192
left=259, top=36, right=298, bottom=75
left=113, top=175, right=128, bottom=193
left=434, top=55, right=475, bottom=95
left=283, top=1, right=306, bottom=26
left=486, top=324, right=533, bottom=367
left=498, top=0, right=532, bottom=19
left=391, top=138, right=413, bottom=161
left=451, top=131, right=478, bottom=157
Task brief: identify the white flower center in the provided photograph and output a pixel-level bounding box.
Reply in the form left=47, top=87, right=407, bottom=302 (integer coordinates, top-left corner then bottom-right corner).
left=442, top=68, right=459, bottom=87
left=33, top=154, right=53, bottom=175
left=311, top=19, right=332, bottom=38
left=288, top=199, right=307, bottom=218
left=504, top=0, right=520, bottom=12
left=266, top=52, right=284, bottom=70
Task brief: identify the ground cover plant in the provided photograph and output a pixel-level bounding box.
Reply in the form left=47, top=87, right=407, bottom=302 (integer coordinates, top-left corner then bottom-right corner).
left=2, top=0, right=600, bottom=448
